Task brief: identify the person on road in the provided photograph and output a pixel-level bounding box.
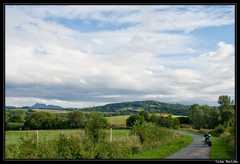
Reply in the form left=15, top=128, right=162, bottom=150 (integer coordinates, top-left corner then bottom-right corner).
left=204, top=132, right=211, bottom=144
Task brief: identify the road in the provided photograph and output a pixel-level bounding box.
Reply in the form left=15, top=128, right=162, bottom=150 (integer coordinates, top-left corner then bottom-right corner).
left=166, top=130, right=210, bottom=159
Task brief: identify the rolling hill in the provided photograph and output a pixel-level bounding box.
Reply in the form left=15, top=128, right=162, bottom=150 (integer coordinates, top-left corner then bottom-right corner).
left=79, top=100, right=191, bottom=116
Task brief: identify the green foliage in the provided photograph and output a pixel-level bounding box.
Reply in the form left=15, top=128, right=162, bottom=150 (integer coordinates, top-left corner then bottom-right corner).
left=218, top=95, right=234, bottom=109
left=5, top=144, right=20, bottom=159
left=6, top=122, right=24, bottom=130
left=211, top=124, right=225, bottom=137
left=177, top=116, right=190, bottom=124
left=130, top=135, right=192, bottom=159
left=85, top=112, right=108, bottom=144
left=67, top=111, right=86, bottom=129
left=131, top=122, right=174, bottom=147
left=189, top=104, right=221, bottom=129
left=139, top=111, right=150, bottom=122
left=157, top=115, right=180, bottom=129
left=210, top=136, right=235, bottom=159
left=56, top=133, right=83, bottom=159
left=126, top=114, right=144, bottom=128
left=17, top=134, right=39, bottom=159
left=7, top=110, right=27, bottom=123
left=217, top=95, right=234, bottom=127
left=95, top=141, right=130, bottom=159
left=22, top=111, right=88, bottom=130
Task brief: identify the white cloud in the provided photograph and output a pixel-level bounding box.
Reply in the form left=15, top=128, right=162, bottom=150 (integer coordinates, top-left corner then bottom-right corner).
left=5, top=5, right=235, bottom=107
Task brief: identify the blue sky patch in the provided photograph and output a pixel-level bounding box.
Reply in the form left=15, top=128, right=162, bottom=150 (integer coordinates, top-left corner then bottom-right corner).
left=45, top=16, right=138, bottom=32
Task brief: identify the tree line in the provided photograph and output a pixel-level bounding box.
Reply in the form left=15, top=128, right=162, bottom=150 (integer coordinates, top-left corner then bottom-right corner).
left=5, top=110, right=108, bottom=130
left=189, top=95, right=234, bottom=132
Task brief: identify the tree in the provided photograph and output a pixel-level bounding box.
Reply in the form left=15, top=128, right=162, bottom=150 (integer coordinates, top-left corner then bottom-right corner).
left=24, top=111, right=56, bottom=130
left=149, top=113, right=158, bottom=123
left=139, top=111, right=150, bottom=122
left=126, top=114, right=144, bottom=128
left=67, top=111, right=86, bottom=128
left=218, top=95, right=233, bottom=109
left=85, top=112, right=108, bottom=144
left=8, top=110, right=27, bottom=123
left=189, top=104, right=204, bottom=130
left=218, top=95, right=234, bottom=127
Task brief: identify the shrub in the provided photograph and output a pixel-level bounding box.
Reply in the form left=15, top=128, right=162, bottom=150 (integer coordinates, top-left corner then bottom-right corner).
left=177, top=116, right=190, bottom=124
left=211, top=124, right=225, bottom=137
left=17, top=134, right=39, bottom=159
left=85, top=112, right=108, bottom=144
left=5, top=144, right=20, bottom=159
left=126, top=114, right=144, bottom=128
left=95, top=141, right=130, bottom=159
left=131, top=122, right=174, bottom=148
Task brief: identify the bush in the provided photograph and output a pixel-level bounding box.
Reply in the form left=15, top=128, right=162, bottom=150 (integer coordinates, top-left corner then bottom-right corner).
left=177, top=116, right=190, bottom=124
left=126, top=114, right=144, bottom=128
left=211, top=124, right=225, bottom=137
left=157, top=116, right=180, bottom=129
left=56, top=133, right=90, bottom=159
left=95, top=141, right=130, bottom=159
left=17, top=134, right=39, bottom=159
left=85, top=112, right=108, bottom=144
left=131, top=122, right=174, bottom=148
left=5, top=144, right=20, bottom=159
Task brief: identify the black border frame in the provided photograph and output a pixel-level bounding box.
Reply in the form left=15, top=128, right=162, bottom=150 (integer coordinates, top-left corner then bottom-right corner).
left=1, top=1, right=239, bottom=162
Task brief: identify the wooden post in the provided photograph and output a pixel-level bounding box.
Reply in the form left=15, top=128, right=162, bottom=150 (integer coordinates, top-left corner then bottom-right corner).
left=110, top=127, right=112, bottom=142
left=36, top=130, right=39, bottom=148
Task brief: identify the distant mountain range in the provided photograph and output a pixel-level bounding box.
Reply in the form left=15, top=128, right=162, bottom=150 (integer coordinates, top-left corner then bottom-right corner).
left=6, top=100, right=191, bottom=116
left=6, top=103, right=63, bottom=110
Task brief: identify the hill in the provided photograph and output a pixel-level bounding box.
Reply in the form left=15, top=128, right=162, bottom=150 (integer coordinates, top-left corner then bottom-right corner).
left=79, top=100, right=191, bottom=116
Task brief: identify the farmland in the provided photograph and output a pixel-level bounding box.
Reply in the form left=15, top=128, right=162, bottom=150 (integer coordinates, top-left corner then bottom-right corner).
left=105, top=115, right=129, bottom=128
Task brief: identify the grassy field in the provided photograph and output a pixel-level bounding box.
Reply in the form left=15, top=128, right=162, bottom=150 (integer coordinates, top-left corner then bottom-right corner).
left=130, top=135, right=192, bottom=159
left=5, top=129, right=130, bottom=146
left=210, top=137, right=234, bottom=160
left=106, top=115, right=129, bottom=128
left=31, top=109, right=71, bottom=113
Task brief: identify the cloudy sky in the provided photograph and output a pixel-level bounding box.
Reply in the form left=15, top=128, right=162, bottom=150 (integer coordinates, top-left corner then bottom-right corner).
left=5, top=5, right=235, bottom=107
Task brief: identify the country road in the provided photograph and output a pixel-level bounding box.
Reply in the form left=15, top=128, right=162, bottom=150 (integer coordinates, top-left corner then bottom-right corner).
left=166, top=130, right=210, bottom=159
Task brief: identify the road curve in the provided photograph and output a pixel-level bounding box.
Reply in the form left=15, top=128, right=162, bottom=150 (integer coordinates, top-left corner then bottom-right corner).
left=166, top=130, right=210, bottom=159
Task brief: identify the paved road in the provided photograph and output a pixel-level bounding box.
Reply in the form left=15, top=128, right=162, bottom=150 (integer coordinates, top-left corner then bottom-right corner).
left=166, top=130, right=210, bottom=159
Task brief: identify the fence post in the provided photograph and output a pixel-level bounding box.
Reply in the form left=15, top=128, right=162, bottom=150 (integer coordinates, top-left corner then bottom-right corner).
left=110, top=127, right=112, bottom=142
left=36, top=130, right=39, bottom=148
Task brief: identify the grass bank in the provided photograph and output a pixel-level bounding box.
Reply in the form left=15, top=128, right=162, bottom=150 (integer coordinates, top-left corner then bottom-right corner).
left=130, top=134, right=192, bottom=159
left=210, top=136, right=235, bottom=160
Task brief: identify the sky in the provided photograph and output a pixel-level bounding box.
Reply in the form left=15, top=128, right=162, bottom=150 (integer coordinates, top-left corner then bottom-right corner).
left=5, top=5, right=235, bottom=108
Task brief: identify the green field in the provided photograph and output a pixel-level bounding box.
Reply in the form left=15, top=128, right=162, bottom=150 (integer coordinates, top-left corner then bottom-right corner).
left=106, top=115, right=129, bottom=128
left=31, top=109, right=70, bottom=113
